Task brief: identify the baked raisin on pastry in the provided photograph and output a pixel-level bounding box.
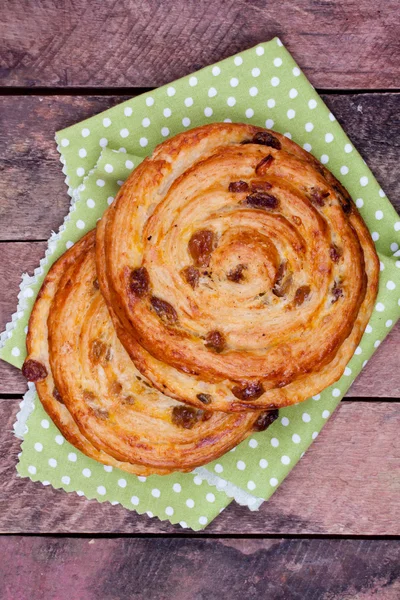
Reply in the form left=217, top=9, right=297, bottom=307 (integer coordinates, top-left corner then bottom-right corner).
left=23, top=232, right=264, bottom=474
left=97, top=123, right=379, bottom=412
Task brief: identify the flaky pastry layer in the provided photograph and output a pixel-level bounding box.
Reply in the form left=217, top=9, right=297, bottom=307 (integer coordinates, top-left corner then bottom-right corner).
left=97, top=123, right=379, bottom=411
left=24, top=233, right=262, bottom=473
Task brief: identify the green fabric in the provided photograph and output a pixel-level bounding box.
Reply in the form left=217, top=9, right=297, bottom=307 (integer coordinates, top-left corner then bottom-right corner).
left=1, top=37, right=399, bottom=530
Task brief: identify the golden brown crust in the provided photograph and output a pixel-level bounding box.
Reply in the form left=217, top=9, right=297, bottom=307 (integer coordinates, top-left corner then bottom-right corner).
left=26, top=234, right=160, bottom=475
left=26, top=232, right=260, bottom=473
left=97, top=123, right=379, bottom=411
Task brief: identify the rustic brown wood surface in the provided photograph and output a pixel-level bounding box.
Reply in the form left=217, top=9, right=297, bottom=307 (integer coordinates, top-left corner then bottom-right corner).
left=1, top=1, right=399, bottom=594
left=1, top=537, right=399, bottom=600
left=1, top=399, right=398, bottom=534
left=1, top=93, right=399, bottom=241
left=1, top=1, right=399, bottom=90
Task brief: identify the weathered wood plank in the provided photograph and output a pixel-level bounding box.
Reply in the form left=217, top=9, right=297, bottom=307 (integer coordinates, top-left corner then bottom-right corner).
left=0, top=94, right=129, bottom=241
left=0, top=93, right=398, bottom=242
left=0, top=400, right=398, bottom=534
left=0, top=241, right=46, bottom=394
left=1, top=240, right=399, bottom=397
left=1, top=1, right=399, bottom=89
left=1, top=537, right=399, bottom=599
left=349, top=327, right=400, bottom=398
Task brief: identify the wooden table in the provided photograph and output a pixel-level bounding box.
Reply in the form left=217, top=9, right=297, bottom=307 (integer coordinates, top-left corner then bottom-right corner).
left=1, top=1, right=399, bottom=597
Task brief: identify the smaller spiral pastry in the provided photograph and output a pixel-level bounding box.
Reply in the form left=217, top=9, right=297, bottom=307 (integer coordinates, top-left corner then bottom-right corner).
left=97, top=123, right=379, bottom=412
left=23, top=232, right=266, bottom=475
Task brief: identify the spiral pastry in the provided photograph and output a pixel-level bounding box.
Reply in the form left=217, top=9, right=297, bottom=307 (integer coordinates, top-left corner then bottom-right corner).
left=23, top=232, right=266, bottom=474
left=97, top=123, right=379, bottom=412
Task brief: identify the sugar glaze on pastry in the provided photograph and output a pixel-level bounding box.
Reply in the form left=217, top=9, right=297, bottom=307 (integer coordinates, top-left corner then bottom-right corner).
left=23, top=232, right=266, bottom=474
left=97, top=123, right=379, bottom=411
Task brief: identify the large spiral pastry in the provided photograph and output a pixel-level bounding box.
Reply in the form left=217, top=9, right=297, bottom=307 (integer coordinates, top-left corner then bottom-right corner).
left=23, top=232, right=266, bottom=474
left=97, top=123, right=379, bottom=412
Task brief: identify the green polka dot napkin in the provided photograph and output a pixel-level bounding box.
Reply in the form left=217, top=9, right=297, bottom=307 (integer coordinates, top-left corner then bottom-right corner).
left=1, top=37, right=399, bottom=530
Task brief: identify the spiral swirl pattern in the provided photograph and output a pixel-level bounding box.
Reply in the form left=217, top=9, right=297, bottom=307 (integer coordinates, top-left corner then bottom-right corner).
left=97, top=123, right=379, bottom=411
left=24, top=232, right=262, bottom=474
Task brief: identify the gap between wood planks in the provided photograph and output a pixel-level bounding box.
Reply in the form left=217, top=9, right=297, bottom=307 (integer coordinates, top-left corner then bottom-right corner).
left=0, top=87, right=400, bottom=96
left=0, top=240, right=48, bottom=244
left=0, top=533, right=399, bottom=540
left=0, top=394, right=396, bottom=402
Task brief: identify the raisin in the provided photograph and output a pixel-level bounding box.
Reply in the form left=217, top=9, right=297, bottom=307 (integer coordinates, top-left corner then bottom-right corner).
left=252, top=131, right=281, bottom=149
left=22, top=359, right=48, bottom=382
left=232, top=382, right=265, bottom=401
left=313, top=161, right=326, bottom=177
left=110, top=381, right=123, bottom=395
left=129, top=267, right=150, bottom=297
left=90, top=340, right=105, bottom=363
left=253, top=409, right=279, bottom=432
left=294, top=285, right=311, bottom=306
left=255, top=154, right=274, bottom=175
left=331, top=281, right=344, bottom=303
left=122, top=395, right=136, bottom=405
left=341, top=199, right=352, bottom=214
left=93, top=278, right=99, bottom=289
left=83, top=392, right=109, bottom=419
left=93, top=408, right=109, bottom=420
left=245, top=192, right=279, bottom=210
left=229, top=180, right=249, bottom=193
left=151, top=296, right=178, bottom=324
left=83, top=390, right=96, bottom=403
left=274, top=262, right=286, bottom=286
left=272, top=262, right=292, bottom=297
left=250, top=180, right=272, bottom=192
left=188, top=229, right=216, bottom=268
left=329, top=244, right=342, bottom=263
left=171, top=406, right=206, bottom=429
left=181, top=265, right=200, bottom=289
left=90, top=339, right=111, bottom=365
left=308, top=187, right=330, bottom=207
left=52, top=387, right=64, bottom=404
left=227, top=264, right=247, bottom=282
left=333, top=183, right=352, bottom=214
left=205, top=330, right=226, bottom=353
left=196, top=393, right=212, bottom=405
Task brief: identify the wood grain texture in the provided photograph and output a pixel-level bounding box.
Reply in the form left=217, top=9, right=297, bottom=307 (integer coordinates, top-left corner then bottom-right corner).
left=1, top=240, right=399, bottom=397
left=1, top=399, right=398, bottom=534
left=0, top=93, right=399, bottom=242
left=1, top=0, right=399, bottom=89
left=0, top=242, right=46, bottom=393
left=0, top=95, right=127, bottom=241
left=1, top=537, right=399, bottom=600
